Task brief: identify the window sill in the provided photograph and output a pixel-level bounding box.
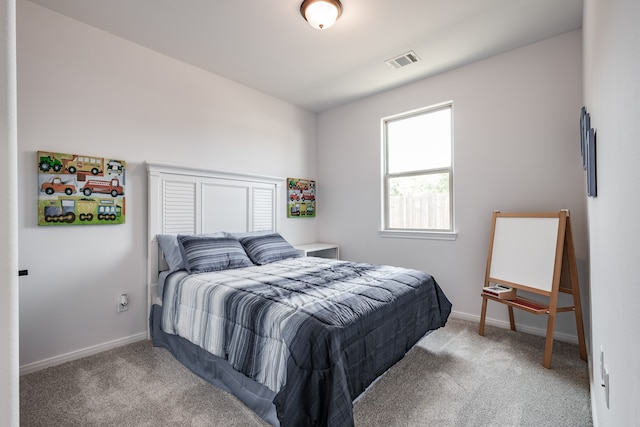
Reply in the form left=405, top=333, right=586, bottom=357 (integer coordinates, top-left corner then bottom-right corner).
left=378, top=229, right=458, bottom=241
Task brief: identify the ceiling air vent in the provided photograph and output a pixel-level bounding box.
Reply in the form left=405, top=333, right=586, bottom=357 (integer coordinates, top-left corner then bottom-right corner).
left=385, top=51, right=421, bottom=69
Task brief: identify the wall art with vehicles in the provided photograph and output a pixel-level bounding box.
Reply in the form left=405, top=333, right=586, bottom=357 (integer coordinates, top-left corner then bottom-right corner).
left=287, top=178, right=316, bottom=218
left=37, top=150, right=126, bottom=226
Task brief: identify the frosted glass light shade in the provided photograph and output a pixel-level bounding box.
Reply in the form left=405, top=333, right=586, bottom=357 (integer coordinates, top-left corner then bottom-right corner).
left=300, top=0, right=343, bottom=30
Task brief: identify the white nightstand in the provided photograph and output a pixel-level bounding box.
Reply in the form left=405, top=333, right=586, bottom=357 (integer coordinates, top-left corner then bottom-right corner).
left=294, top=243, right=340, bottom=260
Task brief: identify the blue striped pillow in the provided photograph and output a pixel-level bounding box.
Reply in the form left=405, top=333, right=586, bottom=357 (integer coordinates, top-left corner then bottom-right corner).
left=239, top=233, right=301, bottom=265
left=177, top=235, right=253, bottom=274
left=158, top=232, right=227, bottom=272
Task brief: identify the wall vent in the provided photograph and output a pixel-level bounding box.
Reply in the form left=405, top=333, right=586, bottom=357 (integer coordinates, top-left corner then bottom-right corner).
left=385, top=51, right=421, bottom=69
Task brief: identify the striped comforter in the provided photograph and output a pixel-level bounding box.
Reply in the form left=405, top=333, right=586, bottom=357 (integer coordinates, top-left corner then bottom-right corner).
left=161, top=256, right=451, bottom=427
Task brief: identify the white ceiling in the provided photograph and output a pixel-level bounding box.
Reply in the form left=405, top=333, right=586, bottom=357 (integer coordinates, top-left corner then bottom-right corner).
left=27, top=0, right=584, bottom=113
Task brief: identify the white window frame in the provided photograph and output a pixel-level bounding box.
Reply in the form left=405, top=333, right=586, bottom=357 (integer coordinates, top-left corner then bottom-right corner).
left=380, top=102, right=457, bottom=240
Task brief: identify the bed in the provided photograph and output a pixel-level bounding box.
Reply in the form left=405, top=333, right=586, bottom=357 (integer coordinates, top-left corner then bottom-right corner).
left=146, top=162, right=452, bottom=427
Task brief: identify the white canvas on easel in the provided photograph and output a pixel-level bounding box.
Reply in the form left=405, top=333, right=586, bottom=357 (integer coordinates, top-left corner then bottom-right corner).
left=489, top=216, right=560, bottom=293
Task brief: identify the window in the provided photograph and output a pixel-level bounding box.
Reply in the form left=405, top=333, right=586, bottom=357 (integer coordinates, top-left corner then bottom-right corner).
left=382, top=102, right=454, bottom=238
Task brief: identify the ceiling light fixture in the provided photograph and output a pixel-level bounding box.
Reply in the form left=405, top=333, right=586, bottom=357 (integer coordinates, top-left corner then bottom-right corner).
left=300, top=0, right=343, bottom=30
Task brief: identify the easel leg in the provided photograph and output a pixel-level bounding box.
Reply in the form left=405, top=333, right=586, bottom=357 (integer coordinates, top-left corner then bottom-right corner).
left=565, top=215, right=588, bottom=362
left=508, top=306, right=516, bottom=331
left=543, top=314, right=556, bottom=369
left=574, top=308, right=588, bottom=361
left=479, top=296, right=488, bottom=336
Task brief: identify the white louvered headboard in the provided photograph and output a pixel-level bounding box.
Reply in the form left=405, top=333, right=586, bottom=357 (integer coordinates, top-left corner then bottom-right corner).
left=146, top=162, right=284, bottom=332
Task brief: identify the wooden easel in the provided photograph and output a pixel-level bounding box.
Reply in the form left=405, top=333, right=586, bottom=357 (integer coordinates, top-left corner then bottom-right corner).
left=478, top=210, right=587, bottom=368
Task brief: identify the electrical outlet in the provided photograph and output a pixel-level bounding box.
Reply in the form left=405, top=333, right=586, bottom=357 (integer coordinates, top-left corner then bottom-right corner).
left=117, top=294, right=129, bottom=313
left=603, top=365, right=610, bottom=409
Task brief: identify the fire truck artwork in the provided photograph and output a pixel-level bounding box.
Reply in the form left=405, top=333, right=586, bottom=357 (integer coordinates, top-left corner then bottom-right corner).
left=287, top=178, right=316, bottom=218
left=37, top=150, right=126, bottom=226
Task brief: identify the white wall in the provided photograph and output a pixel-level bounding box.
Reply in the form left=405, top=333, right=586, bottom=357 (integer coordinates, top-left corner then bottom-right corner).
left=1, top=0, right=19, bottom=424
left=17, top=1, right=317, bottom=369
left=317, top=31, right=588, bottom=341
left=583, top=0, right=640, bottom=425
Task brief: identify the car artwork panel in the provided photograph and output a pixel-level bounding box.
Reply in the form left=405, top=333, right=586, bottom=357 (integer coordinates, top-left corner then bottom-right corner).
left=287, top=178, right=316, bottom=218
left=37, top=151, right=126, bottom=226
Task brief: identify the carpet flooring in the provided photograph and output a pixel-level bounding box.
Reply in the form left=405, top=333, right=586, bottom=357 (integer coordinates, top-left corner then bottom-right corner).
left=20, top=318, right=592, bottom=426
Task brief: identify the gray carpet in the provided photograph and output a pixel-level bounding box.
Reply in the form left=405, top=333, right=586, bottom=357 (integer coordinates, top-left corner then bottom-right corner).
left=20, top=318, right=592, bottom=426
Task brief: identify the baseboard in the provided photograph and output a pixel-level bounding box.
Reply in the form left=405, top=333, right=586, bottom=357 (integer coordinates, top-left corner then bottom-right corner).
left=450, top=310, right=580, bottom=345
left=20, top=332, right=147, bottom=376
